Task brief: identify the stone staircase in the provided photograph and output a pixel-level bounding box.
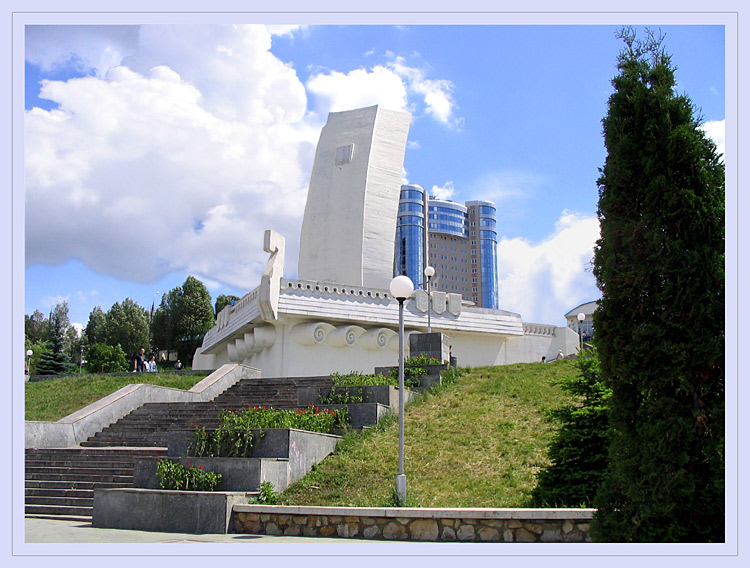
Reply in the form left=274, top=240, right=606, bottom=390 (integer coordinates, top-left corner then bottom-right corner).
left=25, top=375, right=333, bottom=520
left=80, top=376, right=332, bottom=448
left=25, top=447, right=166, bottom=520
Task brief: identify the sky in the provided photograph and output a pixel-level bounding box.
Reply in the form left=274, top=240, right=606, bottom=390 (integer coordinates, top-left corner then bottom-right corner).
left=21, top=19, right=727, bottom=332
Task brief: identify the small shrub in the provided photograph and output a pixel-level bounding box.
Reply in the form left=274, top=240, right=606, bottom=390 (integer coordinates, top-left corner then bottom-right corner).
left=156, top=458, right=222, bottom=491
left=85, top=343, right=129, bottom=374
left=252, top=481, right=280, bottom=504
left=318, top=387, right=364, bottom=405
left=330, top=371, right=393, bottom=387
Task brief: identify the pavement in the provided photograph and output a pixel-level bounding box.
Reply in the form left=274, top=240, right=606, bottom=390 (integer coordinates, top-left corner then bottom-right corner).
left=23, top=517, right=368, bottom=544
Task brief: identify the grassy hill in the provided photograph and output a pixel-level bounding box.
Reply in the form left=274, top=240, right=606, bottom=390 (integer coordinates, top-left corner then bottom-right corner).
left=25, top=372, right=209, bottom=422
left=24, top=361, right=579, bottom=508
left=280, top=360, right=578, bottom=508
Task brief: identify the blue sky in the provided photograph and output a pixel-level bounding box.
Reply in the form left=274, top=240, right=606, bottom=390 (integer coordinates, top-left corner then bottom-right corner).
left=22, top=20, right=727, bottom=330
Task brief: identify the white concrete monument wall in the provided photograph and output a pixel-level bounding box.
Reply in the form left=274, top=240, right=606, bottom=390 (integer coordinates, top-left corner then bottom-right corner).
left=298, top=105, right=411, bottom=290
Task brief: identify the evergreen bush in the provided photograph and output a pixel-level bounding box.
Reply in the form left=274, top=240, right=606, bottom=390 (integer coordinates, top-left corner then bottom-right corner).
left=591, top=28, right=724, bottom=542
left=530, top=352, right=610, bottom=507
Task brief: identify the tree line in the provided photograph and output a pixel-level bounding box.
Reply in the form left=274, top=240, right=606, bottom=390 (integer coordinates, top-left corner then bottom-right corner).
left=25, top=275, right=240, bottom=375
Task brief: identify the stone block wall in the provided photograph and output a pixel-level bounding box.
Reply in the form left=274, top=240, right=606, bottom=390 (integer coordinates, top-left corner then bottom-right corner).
left=232, top=505, right=593, bottom=542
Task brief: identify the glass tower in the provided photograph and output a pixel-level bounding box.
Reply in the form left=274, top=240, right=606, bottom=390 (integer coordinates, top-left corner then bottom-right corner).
left=467, top=201, right=499, bottom=309
left=394, top=184, right=428, bottom=288
left=395, top=190, right=499, bottom=309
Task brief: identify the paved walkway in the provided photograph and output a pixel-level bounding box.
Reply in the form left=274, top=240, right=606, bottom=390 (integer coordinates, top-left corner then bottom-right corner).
left=23, top=517, right=370, bottom=544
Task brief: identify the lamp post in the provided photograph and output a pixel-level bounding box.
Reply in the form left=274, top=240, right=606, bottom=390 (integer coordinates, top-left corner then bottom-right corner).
left=390, top=274, right=414, bottom=505
left=26, top=349, right=33, bottom=376
left=423, top=266, right=435, bottom=333
left=577, top=312, right=586, bottom=352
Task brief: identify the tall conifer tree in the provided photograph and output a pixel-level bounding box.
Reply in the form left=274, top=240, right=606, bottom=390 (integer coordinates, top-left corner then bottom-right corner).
left=591, top=28, right=724, bottom=542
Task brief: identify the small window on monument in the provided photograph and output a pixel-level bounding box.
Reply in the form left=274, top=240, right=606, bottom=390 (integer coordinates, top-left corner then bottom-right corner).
left=335, top=144, right=354, bottom=166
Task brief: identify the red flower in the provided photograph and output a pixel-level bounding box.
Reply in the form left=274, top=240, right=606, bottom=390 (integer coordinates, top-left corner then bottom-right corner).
left=262, top=406, right=266, bottom=410
left=199, top=464, right=203, bottom=470
left=187, top=461, right=191, bottom=467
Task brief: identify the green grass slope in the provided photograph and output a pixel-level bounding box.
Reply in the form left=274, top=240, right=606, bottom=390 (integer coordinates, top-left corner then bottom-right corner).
left=25, top=372, right=209, bottom=422
left=281, top=360, right=578, bottom=508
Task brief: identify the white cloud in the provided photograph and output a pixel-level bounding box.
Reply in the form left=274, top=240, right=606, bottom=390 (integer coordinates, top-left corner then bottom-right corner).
left=25, top=24, right=315, bottom=291
left=700, top=119, right=725, bottom=161
left=498, top=211, right=600, bottom=325
left=306, top=65, right=409, bottom=117
left=40, top=295, right=70, bottom=308
left=305, top=54, right=460, bottom=128
left=25, top=25, right=139, bottom=78
left=76, top=290, right=99, bottom=303
left=266, top=25, right=308, bottom=37
left=25, top=25, right=465, bottom=296
left=387, top=56, right=460, bottom=128
left=430, top=181, right=456, bottom=201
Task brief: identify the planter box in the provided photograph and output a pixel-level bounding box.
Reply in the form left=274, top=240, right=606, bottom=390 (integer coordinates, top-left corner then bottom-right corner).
left=134, top=456, right=290, bottom=492
left=136, top=428, right=342, bottom=491
left=297, top=384, right=417, bottom=409
left=316, top=402, right=391, bottom=429
left=93, top=487, right=248, bottom=534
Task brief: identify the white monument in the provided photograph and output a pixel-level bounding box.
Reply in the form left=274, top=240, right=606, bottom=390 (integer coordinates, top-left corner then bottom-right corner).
left=192, top=106, right=579, bottom=375
left=298, top=105, right=411, bottom=289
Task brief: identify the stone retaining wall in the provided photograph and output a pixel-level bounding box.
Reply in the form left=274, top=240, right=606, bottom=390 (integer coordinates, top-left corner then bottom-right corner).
left=232, top=505, right=594, bottom=542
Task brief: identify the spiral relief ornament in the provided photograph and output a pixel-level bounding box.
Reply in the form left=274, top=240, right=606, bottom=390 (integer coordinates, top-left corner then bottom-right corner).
left=359, top=327, right=397, bottom=350
left=327, top=325, right=366, bottom=347
left=290, top=322, right=336, bottom=345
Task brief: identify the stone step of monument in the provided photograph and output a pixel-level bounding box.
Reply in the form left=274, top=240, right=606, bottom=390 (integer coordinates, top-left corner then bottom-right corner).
left=25, top=479, right=126, bottom=491
left=25, top=465, right=133, bottom=476
left=24, top=447, right=168, bottom=519
left=25, top=495, right=94, bottom=508
left=78, top=376, right=335, bottom=449
left=25, top=504, right=94, bottom=519
left=26, top=487, right=95, bottom=499
left=26, top=471, right=134, bottom=483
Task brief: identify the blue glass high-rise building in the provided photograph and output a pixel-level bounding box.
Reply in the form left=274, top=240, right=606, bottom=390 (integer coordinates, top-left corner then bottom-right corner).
left=466, top=200, right=499, bottom=309
left=394, top=184, right=428, bottom=288
left=394, top=189, right=499, bottom=309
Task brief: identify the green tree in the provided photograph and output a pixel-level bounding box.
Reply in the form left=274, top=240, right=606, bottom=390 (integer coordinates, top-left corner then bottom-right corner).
left=214, top=294, right=240, bottom=317
left=530, top=352, right=610, bottom=507
left=149, top=276, right=215, bottom=362
left=65, top=326, right=84, bottom=371
left=591, top=28, right=724, bottom=542
left=35, top=302, right=75, bottom=375
left=105, top=298, right=150, bottom=359
left=151, top=288, right=181, bottom=356
left=25, top=309, right=50, bottom=344
left=85, top=343, right=129, bottom=373
left=172, top=276, right=215, bottom=362
left=24, top=338, right=50, bottom=376
left=84, top=306, right=108, bottom=347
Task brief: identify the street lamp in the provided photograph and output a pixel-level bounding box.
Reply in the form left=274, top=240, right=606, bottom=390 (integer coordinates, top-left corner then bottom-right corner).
left=26, top=349, right=33, bottom=376
left=577, top=312, right=586, bottom=352
left=390, top=274, right=414, bottom=505
left=423, top=265, right=435, bottom=333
